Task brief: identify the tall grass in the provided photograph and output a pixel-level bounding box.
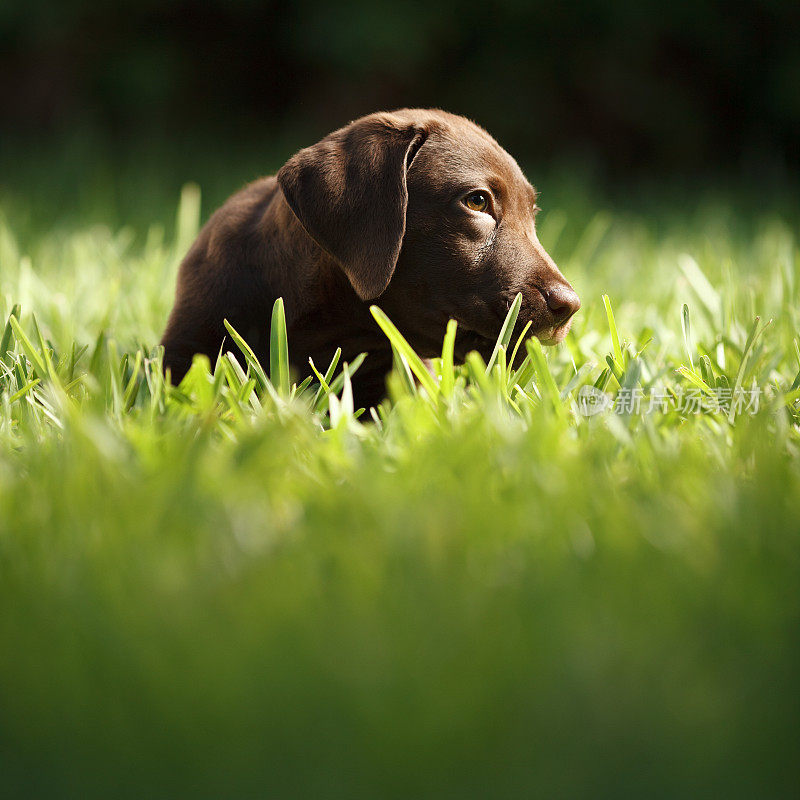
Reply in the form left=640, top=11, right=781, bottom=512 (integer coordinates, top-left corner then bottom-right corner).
left=0, top=185, right=798, bottom=798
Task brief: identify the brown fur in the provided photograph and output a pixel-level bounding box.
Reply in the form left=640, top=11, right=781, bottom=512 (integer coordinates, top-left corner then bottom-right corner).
left=161, top=109, right=580, bottom=407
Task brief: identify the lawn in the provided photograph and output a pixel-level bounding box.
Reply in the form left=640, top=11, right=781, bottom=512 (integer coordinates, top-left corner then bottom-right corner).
left=0, top=177, right=798, bottom=798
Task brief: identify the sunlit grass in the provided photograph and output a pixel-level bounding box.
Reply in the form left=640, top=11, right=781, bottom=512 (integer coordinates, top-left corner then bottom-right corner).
left=1, top=185, right=798, bottom=798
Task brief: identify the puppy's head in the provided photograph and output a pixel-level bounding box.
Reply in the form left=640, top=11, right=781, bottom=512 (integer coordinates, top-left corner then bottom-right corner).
left=278, top=109, right=579, bottom=360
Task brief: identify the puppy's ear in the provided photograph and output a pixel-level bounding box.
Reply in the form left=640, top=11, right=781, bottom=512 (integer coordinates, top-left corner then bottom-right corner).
left=277, top=117, right=426, bottom=301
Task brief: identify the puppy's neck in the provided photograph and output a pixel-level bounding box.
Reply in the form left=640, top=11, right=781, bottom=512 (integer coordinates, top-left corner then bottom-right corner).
left=269, top=192, right=392, bottom=377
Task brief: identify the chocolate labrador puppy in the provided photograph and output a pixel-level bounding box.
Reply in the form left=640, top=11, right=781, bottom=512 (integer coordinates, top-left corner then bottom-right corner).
left=161, top=108, right=580, bottom=407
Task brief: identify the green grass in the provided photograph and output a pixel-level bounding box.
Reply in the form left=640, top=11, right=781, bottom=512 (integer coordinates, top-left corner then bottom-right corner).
left=1, top=182, right=799, bottom=798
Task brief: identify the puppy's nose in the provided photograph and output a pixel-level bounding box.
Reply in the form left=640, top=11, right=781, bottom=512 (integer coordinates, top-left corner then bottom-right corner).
left=544, top=284, right=581, bottom=324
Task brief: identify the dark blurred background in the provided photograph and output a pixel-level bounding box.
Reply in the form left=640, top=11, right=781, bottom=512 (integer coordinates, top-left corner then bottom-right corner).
left=1, top=0, right=798, bottom=228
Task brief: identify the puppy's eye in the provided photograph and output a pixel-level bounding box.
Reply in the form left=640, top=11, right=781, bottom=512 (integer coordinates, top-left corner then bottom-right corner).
left=463, top=191, right=489, bottom=213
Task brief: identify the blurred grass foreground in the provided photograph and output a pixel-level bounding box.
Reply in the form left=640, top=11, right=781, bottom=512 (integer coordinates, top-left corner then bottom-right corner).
left=0, top=180, right=799, bottom=799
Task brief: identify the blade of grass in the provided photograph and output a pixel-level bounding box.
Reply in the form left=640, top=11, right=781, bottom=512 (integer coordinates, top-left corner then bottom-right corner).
left=486, top=293, right=522, bottom=373
left=327, top=352, right=366, bottom=397
left=508, top=320, right=532, bottom=371
left=729, top=316, right=769, bottom=423
left=9, top=315, right=47, bottom=379
left=89, top=328, right=107, bottom=377
left=464, top=351, right=491, bottom=394
left=310, top=348, right=341, bottom=411
left=526, top=337, right=566, bottom=420
left=560, top=362, right=595, bottom=400
left=8, top=377, right=41, bottom=404
left=270, top=297, right=290, bottom=396
left=224, top=319, right=270, bottom=395
left=123, top=351, right=143, bottom=411
left=602, top=294, right=624, bottom=370
left=370, top=306, right=438, bottom=398
left=1, top=304, right=20, bottom=365
left=224, top=352, right=260, bottom=411
left=699, top=354, right=713, bottom=385
left=440, top=319, right=457, bottom=396
left=509, top=354, right=535, bottom=394
left=681, top=304, right=695, bottom=372
left=677, top=366, right=715, bottom=397
left=392, top=350, right=417, bottom=397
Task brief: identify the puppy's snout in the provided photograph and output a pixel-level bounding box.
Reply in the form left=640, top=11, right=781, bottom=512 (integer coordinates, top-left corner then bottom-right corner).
left=543, top=284, right=581, bottom=324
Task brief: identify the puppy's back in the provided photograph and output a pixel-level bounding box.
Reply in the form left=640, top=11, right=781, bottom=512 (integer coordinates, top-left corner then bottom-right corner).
left=161, top=177, right=281, bottom=382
